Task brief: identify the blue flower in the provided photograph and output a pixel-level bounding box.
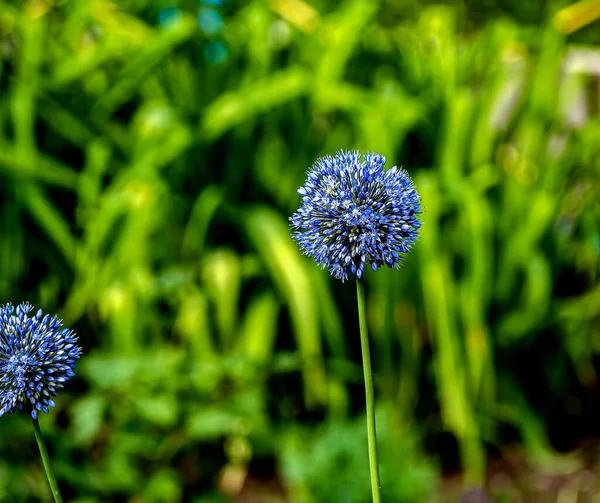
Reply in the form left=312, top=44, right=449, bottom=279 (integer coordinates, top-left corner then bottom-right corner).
left=0, top=303, right=81, bottom=419
left=158, top=6, right=182, bottom=27
left=290, top=150, right=422, bottom=281
left=204, top=41, right=228, bottom=64
left=198, top=7, right=223, bottom=35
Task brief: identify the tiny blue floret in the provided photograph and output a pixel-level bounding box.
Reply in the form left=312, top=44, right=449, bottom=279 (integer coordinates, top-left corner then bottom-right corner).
left=0, top=303, right=81, bottom=419
left=158, top=6, right=182, bottom=27
left=205, top=41, right=228, bottom=64
left=198, top=7, right=224, bottom=35
left=290, top=150, right=422, bottom=281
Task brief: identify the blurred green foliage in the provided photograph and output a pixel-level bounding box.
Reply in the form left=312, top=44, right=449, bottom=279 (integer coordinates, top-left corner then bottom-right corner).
left=0, top=0, right=599, bottom=501
left=281, top=408, right=435, bottom=503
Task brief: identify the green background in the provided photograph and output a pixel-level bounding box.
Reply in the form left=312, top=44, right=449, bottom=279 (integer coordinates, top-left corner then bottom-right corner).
left=1, top=0, right=599, bottom=501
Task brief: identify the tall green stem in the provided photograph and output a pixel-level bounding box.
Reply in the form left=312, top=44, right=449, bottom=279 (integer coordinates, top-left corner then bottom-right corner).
left=31, top=416, right=64, bottom=503
left=356, top=277, right=382, bottom=503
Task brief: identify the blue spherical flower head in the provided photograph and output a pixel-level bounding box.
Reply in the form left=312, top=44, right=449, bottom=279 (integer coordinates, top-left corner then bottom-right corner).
left=290, top=150, right=422, bottom=281
left=0, top=303, right=81, bottom=419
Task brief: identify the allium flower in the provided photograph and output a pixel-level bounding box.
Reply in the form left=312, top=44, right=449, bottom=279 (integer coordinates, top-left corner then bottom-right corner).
left=290, top=150, right=422, bottom=281
left=0, top=303, right=81, bottom=419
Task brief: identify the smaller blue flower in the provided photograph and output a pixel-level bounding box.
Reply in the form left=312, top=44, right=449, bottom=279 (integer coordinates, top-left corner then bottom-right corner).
left=290, top=150, right=422, bottom=281
left=159, top=6, right=182, bottom=28
left=204, top=41, right=228, bottom=64
left=198, top=7, right=224, bottom=35
left=0, top=303, right=81, bottom=419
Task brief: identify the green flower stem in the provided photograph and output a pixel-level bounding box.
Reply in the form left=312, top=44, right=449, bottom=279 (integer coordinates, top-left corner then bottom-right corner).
left=356, top=277, right=382, bottom=503
left=31, top=416, right=64, bottom=503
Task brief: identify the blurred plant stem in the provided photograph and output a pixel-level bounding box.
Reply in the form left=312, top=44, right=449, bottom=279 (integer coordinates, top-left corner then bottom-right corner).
left=356, top=277, right=382, bottom=503
left=32, top=417, right=64, bottom=503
